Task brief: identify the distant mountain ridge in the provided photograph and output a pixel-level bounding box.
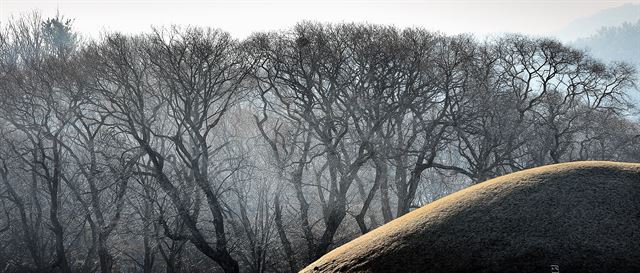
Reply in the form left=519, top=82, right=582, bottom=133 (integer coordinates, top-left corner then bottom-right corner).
left=572, top=20, right=640, bottom=66
left=555, top=3, right=640, bottom=42
left=555, top=3, right=640, bottom=111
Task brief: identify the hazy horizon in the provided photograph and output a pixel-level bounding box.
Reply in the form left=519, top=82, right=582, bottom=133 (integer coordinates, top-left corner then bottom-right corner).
left=1, top=0, right=639, bottom=40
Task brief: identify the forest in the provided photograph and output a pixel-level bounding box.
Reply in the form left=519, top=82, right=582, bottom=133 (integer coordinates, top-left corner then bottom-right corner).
left=0, top=13, right=637, bottom=273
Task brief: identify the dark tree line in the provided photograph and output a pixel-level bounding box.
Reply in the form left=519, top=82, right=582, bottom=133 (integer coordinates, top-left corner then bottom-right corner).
left=0, top=14, right=637, bottom=273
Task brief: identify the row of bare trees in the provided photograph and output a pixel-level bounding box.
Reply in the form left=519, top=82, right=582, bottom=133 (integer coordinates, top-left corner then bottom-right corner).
left=0, top=14, right=637, bottom=273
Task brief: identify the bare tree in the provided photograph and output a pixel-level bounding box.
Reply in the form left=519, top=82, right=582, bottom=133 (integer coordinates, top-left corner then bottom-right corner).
left=0, top=17, right=636, bottom=273
left=87, top=26, right=252, bottom=273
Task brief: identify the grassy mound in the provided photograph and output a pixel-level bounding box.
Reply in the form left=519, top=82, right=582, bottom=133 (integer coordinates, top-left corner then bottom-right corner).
left=301, top=161, right=640, bottom=273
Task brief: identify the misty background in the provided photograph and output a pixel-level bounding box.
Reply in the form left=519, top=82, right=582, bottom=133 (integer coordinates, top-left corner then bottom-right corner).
left=3, top=1, right=639, bottom=82
left=0, top=1, right=638, bottom=273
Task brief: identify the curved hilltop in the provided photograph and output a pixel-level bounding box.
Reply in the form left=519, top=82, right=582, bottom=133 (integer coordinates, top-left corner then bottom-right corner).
left=302, top=161, right=640, bottom=273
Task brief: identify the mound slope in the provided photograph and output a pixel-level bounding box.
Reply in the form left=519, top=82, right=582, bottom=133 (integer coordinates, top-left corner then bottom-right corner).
left=301, top=161, right=640, bottom=273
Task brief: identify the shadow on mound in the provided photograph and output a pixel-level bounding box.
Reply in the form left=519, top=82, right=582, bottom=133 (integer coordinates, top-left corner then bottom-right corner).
left=301, top=161, right=640, bottom=273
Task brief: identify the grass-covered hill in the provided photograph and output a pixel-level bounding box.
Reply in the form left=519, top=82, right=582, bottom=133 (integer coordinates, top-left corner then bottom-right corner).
left=302, top=161, right=640, bottom=273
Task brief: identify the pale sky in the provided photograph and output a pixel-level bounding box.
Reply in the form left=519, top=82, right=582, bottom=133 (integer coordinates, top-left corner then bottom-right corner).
left=0, top=0, right=639, bottom=39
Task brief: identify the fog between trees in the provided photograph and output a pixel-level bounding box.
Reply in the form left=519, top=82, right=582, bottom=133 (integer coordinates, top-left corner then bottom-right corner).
left=0, top=13, right=637, bottom=273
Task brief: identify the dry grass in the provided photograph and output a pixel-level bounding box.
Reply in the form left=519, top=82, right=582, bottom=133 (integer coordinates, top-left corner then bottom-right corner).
left=300, top=161, right=640, bottom=273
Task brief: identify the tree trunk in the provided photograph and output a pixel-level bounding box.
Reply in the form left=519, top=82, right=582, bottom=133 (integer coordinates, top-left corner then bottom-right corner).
left=355, top=158, right=384, bottom=234
left=98, top=234, right=113, bottom=273
left=50, top=184, right=72, bottom=273
left=313, top=198, right=346, bottom=259
left=274, top=195, right=298, bottom=272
